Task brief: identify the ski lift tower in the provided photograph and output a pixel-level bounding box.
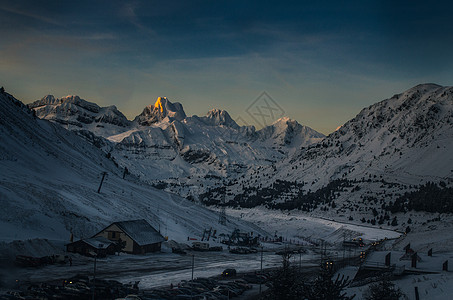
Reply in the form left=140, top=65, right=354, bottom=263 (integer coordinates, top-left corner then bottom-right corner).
left=219, top=186, right=227, bottom=225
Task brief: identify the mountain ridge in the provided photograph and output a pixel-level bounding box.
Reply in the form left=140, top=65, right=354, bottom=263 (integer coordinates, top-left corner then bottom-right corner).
left=28, top=94, right=325, bottom=190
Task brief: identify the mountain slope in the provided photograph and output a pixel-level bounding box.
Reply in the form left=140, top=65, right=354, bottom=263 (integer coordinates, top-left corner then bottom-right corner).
left=285, top=83, right=453, bottom=187
left=0, top=90, right=268, bottom=242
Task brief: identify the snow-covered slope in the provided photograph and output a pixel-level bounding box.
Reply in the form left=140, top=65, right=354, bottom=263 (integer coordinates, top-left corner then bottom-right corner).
left=285, top=83, right=453, bottom=187
left=0, top=91, right=268, bottom=243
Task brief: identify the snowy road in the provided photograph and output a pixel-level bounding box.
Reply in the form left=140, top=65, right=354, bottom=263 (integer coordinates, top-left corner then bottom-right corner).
left=4, top=249, right=321, bottom=290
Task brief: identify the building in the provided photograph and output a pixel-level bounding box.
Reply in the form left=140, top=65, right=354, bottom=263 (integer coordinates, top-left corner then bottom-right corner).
left=94, top=219, right=165, bottom=254
left=66, top=236, right=116, bottom=257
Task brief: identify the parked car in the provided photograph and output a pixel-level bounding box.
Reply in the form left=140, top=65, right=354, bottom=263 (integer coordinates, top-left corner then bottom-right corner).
left=221, top=268, right=237, bottom=277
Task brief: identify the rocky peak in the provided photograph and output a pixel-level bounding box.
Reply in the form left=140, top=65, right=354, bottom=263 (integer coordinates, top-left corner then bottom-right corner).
left=201, top=109, right=239, bottom=128
left=134, top=97, right=186, bottom=126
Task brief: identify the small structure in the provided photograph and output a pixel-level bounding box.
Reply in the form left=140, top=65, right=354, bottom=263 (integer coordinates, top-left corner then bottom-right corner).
left=223, top=229, right=259, bottom=247
left=192, top=242, right=210, bottom=251
left=94, top=219, right=165, bottom=254
left=343, top=238, right=364, bottom=248
left=66, top=236, right=115, bottom=257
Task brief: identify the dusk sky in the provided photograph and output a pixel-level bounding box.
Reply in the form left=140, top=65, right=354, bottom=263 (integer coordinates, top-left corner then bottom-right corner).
left=1, top=0, right=453, bottom=134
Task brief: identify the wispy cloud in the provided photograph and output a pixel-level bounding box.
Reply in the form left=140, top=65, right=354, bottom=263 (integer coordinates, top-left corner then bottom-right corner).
left=0, top=4, right=61, bottom=26
left=75, top=33, right=118, bottom=41
left=120, top=1, right=155, bottom=36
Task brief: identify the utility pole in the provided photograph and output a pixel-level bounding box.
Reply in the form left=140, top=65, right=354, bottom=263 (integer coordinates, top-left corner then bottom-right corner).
left=299, top=251, right=302, bottom=272
left=90, top=252, right=97, bottom=300
left=191, top=255, right=194, bottom=281
left=219, top=187, right=227, bottom=225
left=259, top=246, right=263, bottom=294
left=97, top=172, right=107, bottom=193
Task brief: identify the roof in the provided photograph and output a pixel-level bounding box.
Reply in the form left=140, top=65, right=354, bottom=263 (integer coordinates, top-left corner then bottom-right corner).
left=114, top=219, right=165, bottom=246
left=67, top=236, right=114, bottom=249
left=84, top=236, right=115, bottom=249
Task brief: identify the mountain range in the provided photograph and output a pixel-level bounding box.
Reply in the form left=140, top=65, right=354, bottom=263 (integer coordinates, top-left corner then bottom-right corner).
left=29, top=94, right=325, bottom=193
left=1, top=83, right=452, bottom=242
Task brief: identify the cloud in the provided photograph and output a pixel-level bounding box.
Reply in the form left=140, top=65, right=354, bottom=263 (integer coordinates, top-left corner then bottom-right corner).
left=0, top=4, right=61, bottom=26
left=119, top=1, right=155, bottom=36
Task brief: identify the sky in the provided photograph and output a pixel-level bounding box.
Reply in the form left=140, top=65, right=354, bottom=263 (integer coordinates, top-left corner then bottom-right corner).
left=1, top=0, right=453, bottom=134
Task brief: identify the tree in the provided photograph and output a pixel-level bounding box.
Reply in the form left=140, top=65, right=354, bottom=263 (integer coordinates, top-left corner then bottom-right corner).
left=267, top=256, right=355, bottom=300
left=405, top=226, right=411, bottom=234
left=114, top=238, right=126, bottom=255
left=268, top=252, right=304, bottom=300
left=302, top=266, right=355, bottom=300
left=364, top=279, right=404, bottom=300
left=391, top=216, right=398, bottom=226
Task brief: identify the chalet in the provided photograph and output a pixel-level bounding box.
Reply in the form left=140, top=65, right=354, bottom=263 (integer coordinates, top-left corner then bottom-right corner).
left=66, top=236, right=115, bottom=257
left=94, top=219, right=165, bottom=254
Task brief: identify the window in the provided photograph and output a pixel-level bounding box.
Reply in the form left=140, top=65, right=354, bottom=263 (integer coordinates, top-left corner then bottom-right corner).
left=108, top=231, right=119, bottom=239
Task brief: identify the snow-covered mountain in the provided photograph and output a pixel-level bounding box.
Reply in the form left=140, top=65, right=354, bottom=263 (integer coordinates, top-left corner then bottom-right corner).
left=0, top=90, right=268, bottom=243
left=3, top=83, right=453, bottom=251
left=26, top=84, right=453, bottom=226
left=285, top=83, right=453, bottom=187
left=210, top=84, right=453, bottom=223
left=30, top=95, right=325, bottom=195
left=29, top=95, right=131, bottom=137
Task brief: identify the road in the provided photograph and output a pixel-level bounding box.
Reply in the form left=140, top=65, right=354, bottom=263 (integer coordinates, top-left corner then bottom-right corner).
left=2, top=248, right=322, bottom=290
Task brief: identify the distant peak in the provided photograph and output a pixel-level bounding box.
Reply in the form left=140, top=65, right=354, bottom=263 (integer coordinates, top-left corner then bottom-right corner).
left=135, top=97, right=186, bottom=126
left=201, top=108, right=239, bottom=128
left=42, top=94, right=56, bottom=101
left=61, top=95, right=82, bottom=101
left=273, top=116, right=292, bottom=123
left=206, top=108, right=229, bottom=117
left=154, top=96, right=168, bottom=113
left=270, top=116, right=300, bottom=127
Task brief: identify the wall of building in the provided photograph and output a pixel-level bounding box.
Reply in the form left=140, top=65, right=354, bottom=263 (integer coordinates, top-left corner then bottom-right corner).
left=95, top=224, right=135, bottom=253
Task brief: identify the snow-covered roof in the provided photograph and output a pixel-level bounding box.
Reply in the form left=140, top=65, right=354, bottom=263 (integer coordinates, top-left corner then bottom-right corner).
left=114, top=219, right=165, bottom=246
left=83, top=236, right=114, bottom=249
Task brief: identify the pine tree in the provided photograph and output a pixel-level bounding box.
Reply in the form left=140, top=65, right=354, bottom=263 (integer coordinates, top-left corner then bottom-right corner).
left=268, top=252, right=304, bottom=299
left=391, top=216, right=398, bottom=226
left=405, top=226, right=411, bottom=234
left=364, top=279, right=404, bottom=300
left=302, top=266, right=355, bottom=300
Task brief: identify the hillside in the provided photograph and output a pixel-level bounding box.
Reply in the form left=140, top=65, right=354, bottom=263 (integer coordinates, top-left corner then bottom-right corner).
left=0, top=90, right=269, bottom=243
